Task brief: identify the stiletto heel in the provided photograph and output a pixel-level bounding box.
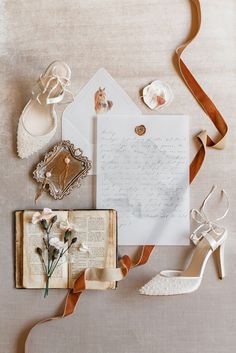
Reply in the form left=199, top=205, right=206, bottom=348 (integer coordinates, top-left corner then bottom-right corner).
left=215, top=241, right=226, bottom=279
left=140, top=186, right=229, bottom=296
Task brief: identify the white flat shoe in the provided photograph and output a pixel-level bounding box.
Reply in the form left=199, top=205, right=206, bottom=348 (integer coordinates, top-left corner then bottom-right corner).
left=140, top=185, right=229, bottom=296
left=17, top=61, right=72, bottom=159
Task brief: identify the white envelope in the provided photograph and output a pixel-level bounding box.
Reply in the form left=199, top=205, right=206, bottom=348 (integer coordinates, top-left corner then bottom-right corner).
left=62, top=68, right=141, bottom=174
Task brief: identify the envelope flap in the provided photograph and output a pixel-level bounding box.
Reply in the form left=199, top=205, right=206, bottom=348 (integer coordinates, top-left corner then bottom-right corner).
left=62, top=68, right=142, bottom=175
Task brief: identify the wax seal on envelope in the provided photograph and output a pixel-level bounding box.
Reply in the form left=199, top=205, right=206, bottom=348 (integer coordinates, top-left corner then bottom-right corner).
left=142, top=80, right=173, bottom=110
left=135, top=125, right=146, bottom=136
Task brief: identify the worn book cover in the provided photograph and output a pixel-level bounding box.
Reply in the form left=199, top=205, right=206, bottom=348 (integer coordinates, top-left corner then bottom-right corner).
left=15, top=209, right=117, bottom=290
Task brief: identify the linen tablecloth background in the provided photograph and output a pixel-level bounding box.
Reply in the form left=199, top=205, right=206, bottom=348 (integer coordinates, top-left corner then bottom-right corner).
left=0, top=1, right=236, bottom=352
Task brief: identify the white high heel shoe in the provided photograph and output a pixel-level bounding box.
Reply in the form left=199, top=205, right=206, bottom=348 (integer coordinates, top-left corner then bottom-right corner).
left=139, top=185, right=229, bottom=296
left=17, top=61, right=72, bottom=159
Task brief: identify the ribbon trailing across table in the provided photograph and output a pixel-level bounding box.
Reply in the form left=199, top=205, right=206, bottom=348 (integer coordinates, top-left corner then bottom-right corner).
left=24, top=1, right=228, bottom=352
left=176, top=0, right=228, bottom=183
left=24, top=246, right=154, bottom=353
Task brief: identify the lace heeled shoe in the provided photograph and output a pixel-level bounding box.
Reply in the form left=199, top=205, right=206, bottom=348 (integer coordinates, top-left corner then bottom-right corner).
left=139, top=185, right=229, bottom=296
left=17, top=60, right=72, bottom=159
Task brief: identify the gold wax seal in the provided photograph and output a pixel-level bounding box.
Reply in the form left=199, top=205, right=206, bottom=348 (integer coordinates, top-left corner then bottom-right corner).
left=135, top=125, right=146, bottom=136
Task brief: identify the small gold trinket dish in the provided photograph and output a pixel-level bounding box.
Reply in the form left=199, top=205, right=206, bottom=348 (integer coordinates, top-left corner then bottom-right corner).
left=142, top=80, right=173, bottom=110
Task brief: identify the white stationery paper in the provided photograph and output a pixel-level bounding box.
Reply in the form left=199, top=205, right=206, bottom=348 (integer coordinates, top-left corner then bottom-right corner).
left=96, top=115, right=189, bottom=245
left=62, top=68, right=141, bottom=174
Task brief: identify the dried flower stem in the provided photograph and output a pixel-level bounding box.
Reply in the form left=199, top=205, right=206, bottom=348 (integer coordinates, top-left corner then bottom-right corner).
left=44, top=277, right=49, bottom=298
left=35, top=214, right=77, bottom=298
left=48, top=243, right=73, bottom=277
left=44, top=233, right=73, bottom=296
left=44, top=225, right=51, bottom=298
left=43, top=237, right=48, bottom=249
left=40, top=254, right=47, bottom=273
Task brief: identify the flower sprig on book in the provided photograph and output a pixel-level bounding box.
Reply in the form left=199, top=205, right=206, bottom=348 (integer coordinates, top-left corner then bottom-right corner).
left=32, top=208, right=78, bottom=297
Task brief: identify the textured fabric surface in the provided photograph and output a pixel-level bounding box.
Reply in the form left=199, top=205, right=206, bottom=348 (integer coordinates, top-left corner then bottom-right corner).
left=0, top=1, right=236, bottom=353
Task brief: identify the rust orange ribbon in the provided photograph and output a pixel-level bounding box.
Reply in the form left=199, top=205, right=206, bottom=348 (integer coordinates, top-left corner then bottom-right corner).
left=25, top=246, right=154, bottom=353
left=176, top=0, right=228, bottom=183
left=24, top=1, right=228, bottom=352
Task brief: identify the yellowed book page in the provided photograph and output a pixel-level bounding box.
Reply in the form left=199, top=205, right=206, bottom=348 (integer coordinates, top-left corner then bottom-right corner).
left=15, top=211, right=23, bottom=288
left=106, top=209, right=117, bottom=269
left=68, top=210, right=116, bottom=289
left=22, top=210, right=69, bottom=288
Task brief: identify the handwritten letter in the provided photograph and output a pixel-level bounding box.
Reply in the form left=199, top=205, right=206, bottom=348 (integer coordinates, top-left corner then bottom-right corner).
left=96, top=115, right=189, bottom=245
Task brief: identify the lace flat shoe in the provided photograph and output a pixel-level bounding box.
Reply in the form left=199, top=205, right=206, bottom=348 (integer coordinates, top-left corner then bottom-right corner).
left=17, top=61, right=72, bottom=159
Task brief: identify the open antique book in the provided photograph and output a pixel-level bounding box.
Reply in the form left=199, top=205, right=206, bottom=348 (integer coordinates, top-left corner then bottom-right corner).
left=15, top=210, right=117, bottom=290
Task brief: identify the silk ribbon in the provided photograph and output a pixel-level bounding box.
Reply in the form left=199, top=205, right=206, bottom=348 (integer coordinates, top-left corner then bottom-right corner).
left=176, top=0, right=228, bottom=182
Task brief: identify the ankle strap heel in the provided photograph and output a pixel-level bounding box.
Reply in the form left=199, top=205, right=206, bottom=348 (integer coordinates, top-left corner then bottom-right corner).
left=139, top=186, right=229, bottom=296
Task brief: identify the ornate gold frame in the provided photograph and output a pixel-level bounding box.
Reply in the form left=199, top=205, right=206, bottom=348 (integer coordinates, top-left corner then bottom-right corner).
left=33, top=140, right=92, bottom=200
